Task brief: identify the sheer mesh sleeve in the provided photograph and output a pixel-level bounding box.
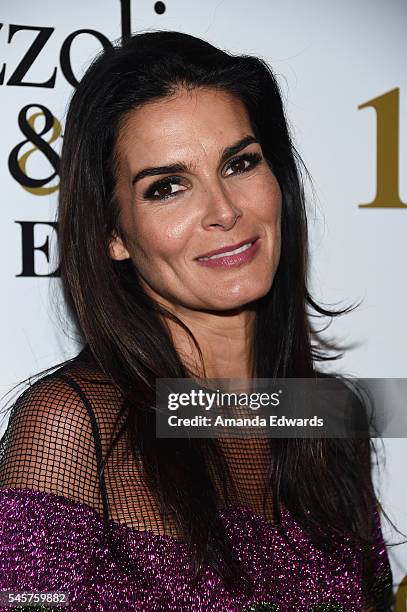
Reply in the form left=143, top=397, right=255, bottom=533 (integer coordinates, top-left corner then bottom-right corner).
left=0, top=373, right=106, bottom=517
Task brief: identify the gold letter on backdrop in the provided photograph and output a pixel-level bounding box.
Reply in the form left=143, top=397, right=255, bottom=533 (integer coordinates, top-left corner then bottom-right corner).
left=395, top=574, right=407, bottom=611
left=359, top=88, right=407, bottom=209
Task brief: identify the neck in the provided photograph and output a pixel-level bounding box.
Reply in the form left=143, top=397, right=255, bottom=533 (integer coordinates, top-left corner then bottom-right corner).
left=162, top=303, right=256, bottom=380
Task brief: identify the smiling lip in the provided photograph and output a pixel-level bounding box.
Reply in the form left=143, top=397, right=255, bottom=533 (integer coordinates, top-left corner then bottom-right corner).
left=195, top=236, right=261, bottom=268
left=195, top=236, right=260, bottom=260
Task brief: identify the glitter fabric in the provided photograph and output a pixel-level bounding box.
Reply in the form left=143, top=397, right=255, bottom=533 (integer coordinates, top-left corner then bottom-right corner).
left=0, top=488, right=392, bottom=611
left=0, top=349, right=393, bottom=611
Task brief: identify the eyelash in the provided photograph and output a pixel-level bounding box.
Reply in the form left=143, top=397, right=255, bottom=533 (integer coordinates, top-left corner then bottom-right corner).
left=143, top=152, right=263, bottom=201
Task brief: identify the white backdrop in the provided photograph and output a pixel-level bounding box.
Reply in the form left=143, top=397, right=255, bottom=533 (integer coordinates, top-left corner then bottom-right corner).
left=1, top=0, right=406, bottom=600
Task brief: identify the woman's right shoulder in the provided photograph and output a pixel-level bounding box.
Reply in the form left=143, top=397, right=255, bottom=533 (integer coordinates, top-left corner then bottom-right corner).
left=6, top=345, right=120, bottom=422
left=0, top=345, right=119, bottom=507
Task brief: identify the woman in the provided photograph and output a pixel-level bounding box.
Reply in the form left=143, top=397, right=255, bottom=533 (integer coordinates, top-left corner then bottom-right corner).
left=0, top=30, right=394, bottom=611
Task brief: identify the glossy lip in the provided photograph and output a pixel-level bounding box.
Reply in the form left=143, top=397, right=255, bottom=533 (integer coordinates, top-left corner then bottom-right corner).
left=194, top=235, right=260, bottom=260
left=195, top=237, right=261, bottom=268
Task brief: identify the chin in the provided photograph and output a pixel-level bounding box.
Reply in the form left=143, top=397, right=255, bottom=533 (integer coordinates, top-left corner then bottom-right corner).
left=208, top=285, right=271, bottom=311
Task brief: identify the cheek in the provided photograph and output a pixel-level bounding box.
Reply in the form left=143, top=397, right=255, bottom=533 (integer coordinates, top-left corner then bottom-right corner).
left=251, top=176, right=282, bottom=225
left=127, top=210, right=192, bottom=268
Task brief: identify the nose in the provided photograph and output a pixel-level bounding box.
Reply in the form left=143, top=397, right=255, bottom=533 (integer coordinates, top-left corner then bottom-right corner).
left=200, top=182, right=243, bottom=231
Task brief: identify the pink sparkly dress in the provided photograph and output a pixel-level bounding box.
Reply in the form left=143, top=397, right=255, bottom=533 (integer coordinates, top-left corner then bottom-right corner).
left=0, top=352, right=393, bottom=611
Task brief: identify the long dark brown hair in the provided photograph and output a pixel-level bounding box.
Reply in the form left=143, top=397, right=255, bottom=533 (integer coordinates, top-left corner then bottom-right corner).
left=45, top=30, right=394, bottom=606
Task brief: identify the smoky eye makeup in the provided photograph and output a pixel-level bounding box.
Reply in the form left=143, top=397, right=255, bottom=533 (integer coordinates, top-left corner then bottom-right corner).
left=142, top=150, right=263, bottom=202
left=143, top=176, right=186, bottom=201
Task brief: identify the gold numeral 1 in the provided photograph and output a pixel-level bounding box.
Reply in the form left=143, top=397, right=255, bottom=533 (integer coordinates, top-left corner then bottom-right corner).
left=358, top=88, right=407, bottom=208
left=394, top=573, right=407, bottom=611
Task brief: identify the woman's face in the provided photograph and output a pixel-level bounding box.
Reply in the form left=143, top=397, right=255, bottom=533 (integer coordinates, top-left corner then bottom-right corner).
left=111, top=87, right=282, bottom=313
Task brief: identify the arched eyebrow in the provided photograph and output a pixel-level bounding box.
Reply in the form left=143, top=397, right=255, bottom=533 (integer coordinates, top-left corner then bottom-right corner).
left=131, top=134, right=259, bottom=185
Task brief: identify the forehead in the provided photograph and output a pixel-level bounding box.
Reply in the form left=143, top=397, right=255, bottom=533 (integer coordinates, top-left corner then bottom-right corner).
left=115, top=87, right=253, bottom=165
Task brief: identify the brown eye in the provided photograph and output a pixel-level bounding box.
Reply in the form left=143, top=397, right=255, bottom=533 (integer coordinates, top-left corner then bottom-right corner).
left=153, top=182, right=182, bottom=199
left=231, top=158, right=249, bottom=173
left=224, top=152, right=262, bottom=177
left=144, top=177, right=186, bottom=201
